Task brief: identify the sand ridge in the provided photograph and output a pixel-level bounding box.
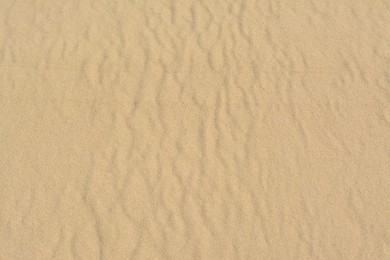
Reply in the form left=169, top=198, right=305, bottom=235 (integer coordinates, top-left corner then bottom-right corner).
left=0, top=0, right=390, bottom=259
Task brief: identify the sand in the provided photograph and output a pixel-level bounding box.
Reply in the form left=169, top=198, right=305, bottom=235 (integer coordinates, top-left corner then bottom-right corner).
left=0, top=0, right=390, bottom=259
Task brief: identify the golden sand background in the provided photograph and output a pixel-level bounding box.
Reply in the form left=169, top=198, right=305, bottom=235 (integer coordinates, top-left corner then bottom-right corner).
left=1, top=0, right=390, bottom=259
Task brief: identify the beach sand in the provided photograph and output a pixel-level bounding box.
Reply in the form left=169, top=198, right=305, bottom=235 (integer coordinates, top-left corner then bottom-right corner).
left=1, top=0, right=390, bottom=259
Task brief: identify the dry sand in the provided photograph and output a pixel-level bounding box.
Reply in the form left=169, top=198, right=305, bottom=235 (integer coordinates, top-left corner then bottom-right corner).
left=1, top=0, right=390, bottom=259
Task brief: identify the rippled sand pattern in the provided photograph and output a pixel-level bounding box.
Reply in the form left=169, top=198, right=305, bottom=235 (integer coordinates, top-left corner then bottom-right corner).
left=1, top=0, right=390, bottom=259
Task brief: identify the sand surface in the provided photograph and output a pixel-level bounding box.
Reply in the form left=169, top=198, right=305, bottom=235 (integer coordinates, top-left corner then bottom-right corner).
left=1, top=0, right=390, bottom=259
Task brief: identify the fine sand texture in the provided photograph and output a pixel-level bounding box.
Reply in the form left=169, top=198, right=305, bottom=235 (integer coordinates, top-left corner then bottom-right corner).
left=1, top=0, right=390, bottom=259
